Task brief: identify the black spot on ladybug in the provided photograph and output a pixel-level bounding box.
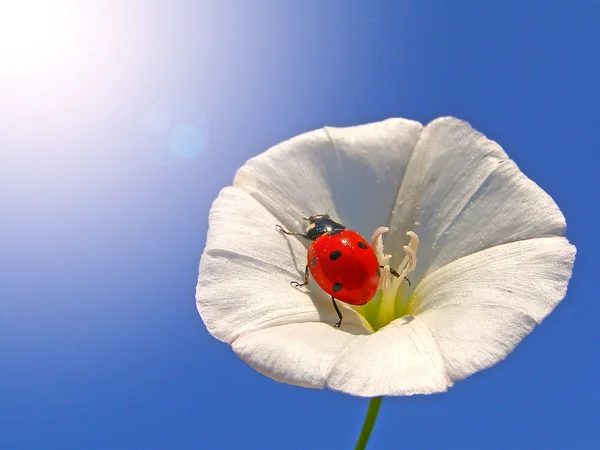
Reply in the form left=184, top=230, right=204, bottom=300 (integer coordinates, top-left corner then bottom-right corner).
left=376, top=268, right=381, bottom=277
left=311, top=257, right=317, bottom=266
left=357, top=241, right=367, bottom=249
left=332, top=282, right=343, bottom=292
left=327, top=229, right=344, bottom=236
left=329, top=250, right=342, bottom=260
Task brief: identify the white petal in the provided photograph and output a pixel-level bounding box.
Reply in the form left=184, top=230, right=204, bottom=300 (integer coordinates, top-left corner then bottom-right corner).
left=413, top=237, right=576, bottom=380
left=233, top=119, right=422, bottom=238
left=196, top=186, right=368, bottom=344
left=232, top=322, right=368, bottom=389
left=387, top=117, right=567, bottom=283
left=233, top=317, right=452, bottom=397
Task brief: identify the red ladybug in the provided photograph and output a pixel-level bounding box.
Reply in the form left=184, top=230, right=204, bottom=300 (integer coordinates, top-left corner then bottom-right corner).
left=277, top=214, right=401, bottom=328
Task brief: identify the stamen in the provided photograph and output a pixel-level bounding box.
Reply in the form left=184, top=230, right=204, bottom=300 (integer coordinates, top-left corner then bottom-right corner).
left=371, top=227, right=392, bottom=266
left=398, top=231, right=419, bottom=279
left=371, top=227, right=392, bottom=288
left=374, top=230, right=419, bottom=329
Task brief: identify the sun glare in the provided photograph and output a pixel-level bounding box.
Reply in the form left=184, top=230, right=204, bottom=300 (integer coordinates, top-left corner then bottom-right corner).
left=0, top=1, right=79, bottom=84
left=0, top=1, right=146, bottom=136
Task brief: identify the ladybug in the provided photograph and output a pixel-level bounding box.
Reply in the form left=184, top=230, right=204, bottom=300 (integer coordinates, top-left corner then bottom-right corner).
left=276, top=214, right=402, bottom=328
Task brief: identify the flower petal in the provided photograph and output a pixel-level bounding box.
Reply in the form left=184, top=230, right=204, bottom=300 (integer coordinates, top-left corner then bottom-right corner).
left=196, top=186, right=368, bottom=344
left=412, top=237, right=576, bottom=380
left=232, top=322, right=368, bottom=390
left=233, top=317, right=452, bottom=397
left=386, top=117, right=567, bottom=283
left=233, top=119, right=422, bottom=238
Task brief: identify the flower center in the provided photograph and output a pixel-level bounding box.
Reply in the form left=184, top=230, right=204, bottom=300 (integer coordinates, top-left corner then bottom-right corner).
left=353, top=228, right=419, bottom=331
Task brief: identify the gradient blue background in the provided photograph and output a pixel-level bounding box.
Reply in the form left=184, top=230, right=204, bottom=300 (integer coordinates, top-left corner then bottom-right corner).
left=1, top=1, right=599, bottom=449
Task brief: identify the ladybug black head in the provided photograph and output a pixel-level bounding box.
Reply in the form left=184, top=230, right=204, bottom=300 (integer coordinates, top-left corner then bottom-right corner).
left=303, top=214, right=346, bottom=240
left=304, top=214, right=330, bottom=223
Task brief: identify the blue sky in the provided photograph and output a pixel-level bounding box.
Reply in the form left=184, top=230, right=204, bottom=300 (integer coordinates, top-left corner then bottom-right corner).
left=1, top=1, right=599, bottom=448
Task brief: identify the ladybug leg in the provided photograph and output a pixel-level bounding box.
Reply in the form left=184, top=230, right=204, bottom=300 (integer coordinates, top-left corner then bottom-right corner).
left=276, top=224, right=309, bottom=240
left=385, top=266, right=399, bottom=277
left=331, top=296, right=343, bottom=329
left=290, top=265, right=309, bottom=288
left=382, top=265, right=411, bottom=286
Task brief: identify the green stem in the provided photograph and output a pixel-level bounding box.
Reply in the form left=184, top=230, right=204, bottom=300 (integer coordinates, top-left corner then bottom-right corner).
left=354, top=396, right=382, bottom=450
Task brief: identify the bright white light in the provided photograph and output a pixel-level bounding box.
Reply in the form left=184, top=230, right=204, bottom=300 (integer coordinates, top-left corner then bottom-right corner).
left=0, top=1, right=150, bottom=141
left=0, top=1, right=78, bottom=84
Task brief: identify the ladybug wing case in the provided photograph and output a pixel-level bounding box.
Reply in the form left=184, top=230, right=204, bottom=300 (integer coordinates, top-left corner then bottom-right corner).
left=307, top=230, right=380, bottom=305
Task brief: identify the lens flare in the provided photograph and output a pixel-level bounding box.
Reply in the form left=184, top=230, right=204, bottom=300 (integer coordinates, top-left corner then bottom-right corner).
left=169, top=122, right=205, bottom=159
left=140, top=98, right=209, bottom=168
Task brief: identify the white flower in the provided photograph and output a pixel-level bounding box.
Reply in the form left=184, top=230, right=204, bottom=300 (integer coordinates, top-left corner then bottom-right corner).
left=196, top=117, right=575, bottom=397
